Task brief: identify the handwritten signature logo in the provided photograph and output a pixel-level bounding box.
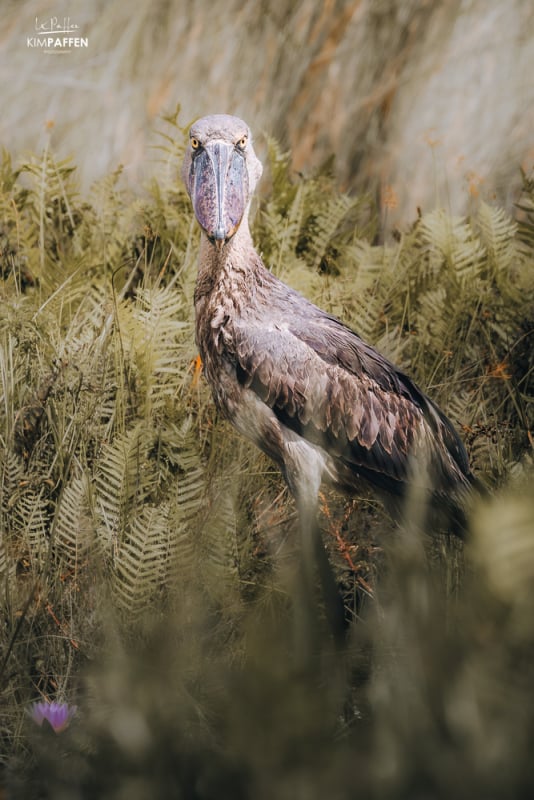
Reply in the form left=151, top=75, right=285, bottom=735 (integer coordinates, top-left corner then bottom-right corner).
left=27, top=16, right=88, bottom=51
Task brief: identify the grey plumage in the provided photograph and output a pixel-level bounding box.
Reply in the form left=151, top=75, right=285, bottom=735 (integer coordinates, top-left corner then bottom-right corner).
left=182, top=114, right=475, bottom=536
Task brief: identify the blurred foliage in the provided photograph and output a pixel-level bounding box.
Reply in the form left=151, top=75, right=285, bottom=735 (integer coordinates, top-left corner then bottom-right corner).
left=0, top=111, right=533, bottom=797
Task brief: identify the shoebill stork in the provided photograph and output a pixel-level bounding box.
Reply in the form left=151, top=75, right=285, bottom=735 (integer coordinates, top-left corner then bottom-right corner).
left=182, top=114, right=476, bottom=643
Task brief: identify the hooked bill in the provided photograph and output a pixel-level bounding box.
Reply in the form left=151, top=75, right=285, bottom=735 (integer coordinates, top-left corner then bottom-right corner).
left=191, top=142, right=248, bottom=246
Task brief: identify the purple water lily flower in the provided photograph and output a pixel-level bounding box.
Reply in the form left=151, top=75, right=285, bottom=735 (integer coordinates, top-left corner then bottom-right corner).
left=29, top=701, right=77, bottom=733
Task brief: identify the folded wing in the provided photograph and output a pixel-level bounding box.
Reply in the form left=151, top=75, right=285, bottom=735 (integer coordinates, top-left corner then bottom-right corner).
left=232, top=306, right=473, bottom=499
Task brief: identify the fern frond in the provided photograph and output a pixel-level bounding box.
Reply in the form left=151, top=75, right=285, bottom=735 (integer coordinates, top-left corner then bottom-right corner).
left=53, top=475, right=95, bottom=570
left=263, top=183, right=307, bottom=275
left=0, top=527, right=15, bottom=584
left=113, top=501, right=172, bottom=613
left=304, top=192, right=356, bottom=271
left=131, top=285, right=190, bottom=416
left=418, top=209, right=485, bottom=281
left=346, top=240, right=385, bottom=288
left=264, top=137, right=299, bottom=212
left=18, top=150, right=81, bottom=285
left=12, top=486, right=51, bottom=567
left=199, top=486, right=240, bottom=602
left=94, top=423, right=158, bottom=554
left=515, top=170, right=534, bottom=255
left=0, top=449, right=24, bottom=513
left=167, top=493, right=197, bottom=583
left=173, top=427, right=206, bottom=527
left=415, top=286, right=449, bottom=351
left=477, top=202, right=517, bottom=274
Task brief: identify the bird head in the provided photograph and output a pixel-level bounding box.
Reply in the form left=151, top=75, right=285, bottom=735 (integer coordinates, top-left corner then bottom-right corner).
left=182, top=114, right=263, bottom=250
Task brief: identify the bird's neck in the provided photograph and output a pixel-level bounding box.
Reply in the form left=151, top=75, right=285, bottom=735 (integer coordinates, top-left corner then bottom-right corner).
left=195, top=219, right=261, bottom=306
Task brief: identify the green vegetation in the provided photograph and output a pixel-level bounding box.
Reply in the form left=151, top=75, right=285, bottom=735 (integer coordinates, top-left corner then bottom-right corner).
left=0, top=111, right=533, bottom=797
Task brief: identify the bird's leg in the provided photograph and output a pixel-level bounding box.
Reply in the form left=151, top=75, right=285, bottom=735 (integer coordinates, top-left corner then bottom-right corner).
left=297, top=492, right=346, bottom=652
left=284, top=443, right=346, bottom=662
left=293, top=489, right=321, bottom=662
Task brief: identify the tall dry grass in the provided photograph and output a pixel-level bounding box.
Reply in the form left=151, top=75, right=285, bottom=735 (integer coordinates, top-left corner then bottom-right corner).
left=1, top=0, right=533, bottom=230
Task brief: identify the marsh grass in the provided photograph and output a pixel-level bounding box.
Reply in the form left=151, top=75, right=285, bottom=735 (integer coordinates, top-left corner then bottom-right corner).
left=0, top=111, right=533, bottom=797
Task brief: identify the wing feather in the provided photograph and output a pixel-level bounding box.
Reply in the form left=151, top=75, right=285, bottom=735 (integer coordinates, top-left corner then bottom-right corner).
left=229, top=303, right=472, bottom=497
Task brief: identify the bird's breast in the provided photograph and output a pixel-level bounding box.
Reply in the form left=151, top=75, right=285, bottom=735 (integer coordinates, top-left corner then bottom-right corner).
left=194, top=293, right=243, bottom=419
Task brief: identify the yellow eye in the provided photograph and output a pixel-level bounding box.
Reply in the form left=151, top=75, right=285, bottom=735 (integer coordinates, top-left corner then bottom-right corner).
left=237, top=135, right=248, bottom=150
left=191, top=137, right=200, bottom=150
